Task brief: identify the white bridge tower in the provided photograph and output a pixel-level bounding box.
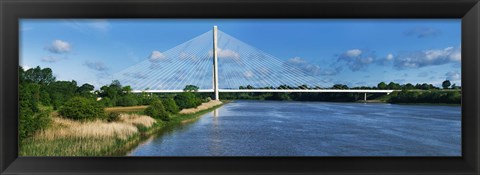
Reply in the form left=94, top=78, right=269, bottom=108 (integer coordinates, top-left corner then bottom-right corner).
left=213, top=26, right=219, bottom=100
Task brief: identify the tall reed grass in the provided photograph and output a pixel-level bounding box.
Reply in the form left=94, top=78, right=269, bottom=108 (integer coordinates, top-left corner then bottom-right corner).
left=20, top=114, right=156, bottom=156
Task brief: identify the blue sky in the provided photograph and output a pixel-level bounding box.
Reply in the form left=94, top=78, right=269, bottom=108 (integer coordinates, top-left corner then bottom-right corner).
left=20, top=19, right=461, bottom=89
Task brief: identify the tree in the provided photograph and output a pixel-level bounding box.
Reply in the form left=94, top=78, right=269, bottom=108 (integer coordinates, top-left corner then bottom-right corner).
left=77, top=83, right=94, bottom=97
left=266, top=92, right=291, bottom=100
left=451, top=84, right=460, bottom=89
left=174, top=92, right=200, bottom=109
left=442, top=80, right=451, bottom=89
left=332, top=84, right=348, bottom=89
left=377, top=82, right=387, bottom=89
left=403, top=83, right=415, bottom=90
left=162, top=98, right=180, bottom=114
left=23, top=66, right=56, bottom=85
left=116, top=94, right=138, bottom=106
left=183, top=85, right=199, bottom=92
left=59, top=97, right=105, bottom=121
left=122, top=85, right=132, bottom=94
left=298, top=84, right=308, bottom=89
left=387, top=82, right=401, bottom=90
left=144, top=100, right=170, bottom=121
left=47, top=80, right=79, bottom=109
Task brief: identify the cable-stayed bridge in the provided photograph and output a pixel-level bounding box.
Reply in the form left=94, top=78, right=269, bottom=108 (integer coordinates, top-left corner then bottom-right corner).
left=112, top=26, right=394, bottom=100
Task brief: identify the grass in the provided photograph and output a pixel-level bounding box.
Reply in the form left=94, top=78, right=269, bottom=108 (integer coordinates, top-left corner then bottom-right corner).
left=20, top=100, right=225, bottom=156
left=20, top=113, right=157, bottom=156
left=170, top=101, right=224, bottom=124
left=105, top=105, right=148, bottom=113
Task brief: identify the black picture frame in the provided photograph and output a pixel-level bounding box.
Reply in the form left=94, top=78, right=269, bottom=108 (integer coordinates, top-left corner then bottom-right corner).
left=1, top=0, right=479, bottom=174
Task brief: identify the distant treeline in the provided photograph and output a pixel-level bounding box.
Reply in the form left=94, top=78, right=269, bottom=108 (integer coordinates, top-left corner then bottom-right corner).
left=219, top=82, right=461, bottom=104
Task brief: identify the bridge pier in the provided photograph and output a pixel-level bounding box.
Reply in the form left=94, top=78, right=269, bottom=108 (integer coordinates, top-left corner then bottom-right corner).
left=364, top=93, right=367, bottom=102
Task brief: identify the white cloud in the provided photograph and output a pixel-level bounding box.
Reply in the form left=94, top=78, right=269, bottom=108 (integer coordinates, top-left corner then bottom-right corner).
left=209, top=48, right=240, bottom=60
left=84, top=61, right=108, bottom=71
left=179, top=52, right=197, bottom=61
left=45, top=40, right=71, bottom=54
left=394, top=46, right=461, bottom=69
left=337, top=49, right=375, bottom=71
left=345, top=49, right=362, bottom=57
left=360, top=57, right=373, bottom=64
left=386, top=54, right=394, bottom=60
left=41, top=56, right=61, bottom=63
left=149, top=50, right=166, bottom=62
left=445, top=71, right=461, bottom=81
left=375, top=54, right=394, bottom=66
left=287, top=57, right=307, bottom=64
left=449, top=47, right=461, bottom=61
left=218, top=48, right=240, bottom=60
left=22, top=64, right=31, bottom=70
left=286, top=56, right=339, bottom=76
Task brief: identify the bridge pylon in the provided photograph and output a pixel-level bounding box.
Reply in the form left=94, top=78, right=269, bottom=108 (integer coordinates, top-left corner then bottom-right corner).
left=213, top=26, right=219, bottom=100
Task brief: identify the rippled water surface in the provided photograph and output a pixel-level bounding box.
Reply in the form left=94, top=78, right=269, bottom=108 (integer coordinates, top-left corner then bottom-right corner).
left=128, top=100, right=461, bottom=156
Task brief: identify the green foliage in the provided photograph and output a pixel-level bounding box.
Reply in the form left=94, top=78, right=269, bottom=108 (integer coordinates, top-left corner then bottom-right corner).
left=122, top=86, right=132, bottom=94
left=266, top=93, right=291, bottom=101
left=332, top=84, right=349, bottom=89
left=99, top=97, right=114, bottom=107
left=183, top=85, right=199, bottom=92
left=19, top=83, right=51, bottom=141
left=106, top=112, right=121, bottom=122
left=23, top=66, right=56, bottom=85
left=387, top=82, right=401, bottom=89
left=442, top=80, right=451, bottom=89
left=144, top=100, right=170, bottom=121
left=162, top=98, right=179, bottom=114
left=39, top=89, right=51, bottom=105
left=174, top=92, right=201, bottom=109
left=77, top=83, right=95, bottom=97
left=377, top=82, right=387, bottom=89
left=99, top=80, right=123, bottom=100
left=59, top=97, right=105, bottom=121
left=116, top=94, right=139, bottom=107
left=388, top=90, right=461, bottom=104
left=47, top=80, right=79, bottom=110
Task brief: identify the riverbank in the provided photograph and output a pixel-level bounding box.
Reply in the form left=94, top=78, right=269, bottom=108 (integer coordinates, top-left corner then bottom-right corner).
left=179, top=100, right=223, bottom=114
left=20, top=100, right=225, bottom=156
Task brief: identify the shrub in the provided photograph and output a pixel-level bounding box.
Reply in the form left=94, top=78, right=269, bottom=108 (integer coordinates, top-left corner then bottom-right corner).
left=174, top=92, right=200, bottom=109
left=144, top=100, right=170, bottom=121
left=59, top=97, right=105, bottom=121
left=19, top=83, right=51, bottom=141
left=162, top=98, right=179, bottom=114
left=19, top=107, right=51, bottom=141
left=99, top=97, right=114, bottom=107
left=115, top=94, right=138, bottom=107
left=106, top=112, right=121, bottom=122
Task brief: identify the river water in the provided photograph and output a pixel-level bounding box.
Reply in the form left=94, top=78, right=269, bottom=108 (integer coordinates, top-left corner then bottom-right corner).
left=128, top=100, right=461, bottom=156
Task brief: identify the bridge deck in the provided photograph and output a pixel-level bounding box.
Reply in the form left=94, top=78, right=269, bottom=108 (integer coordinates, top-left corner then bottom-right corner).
left=131, top=89, right=396, bottom=93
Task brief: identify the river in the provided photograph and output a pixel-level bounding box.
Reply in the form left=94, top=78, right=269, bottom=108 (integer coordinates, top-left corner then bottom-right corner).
left=128, top=100, right=461, bottom=156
